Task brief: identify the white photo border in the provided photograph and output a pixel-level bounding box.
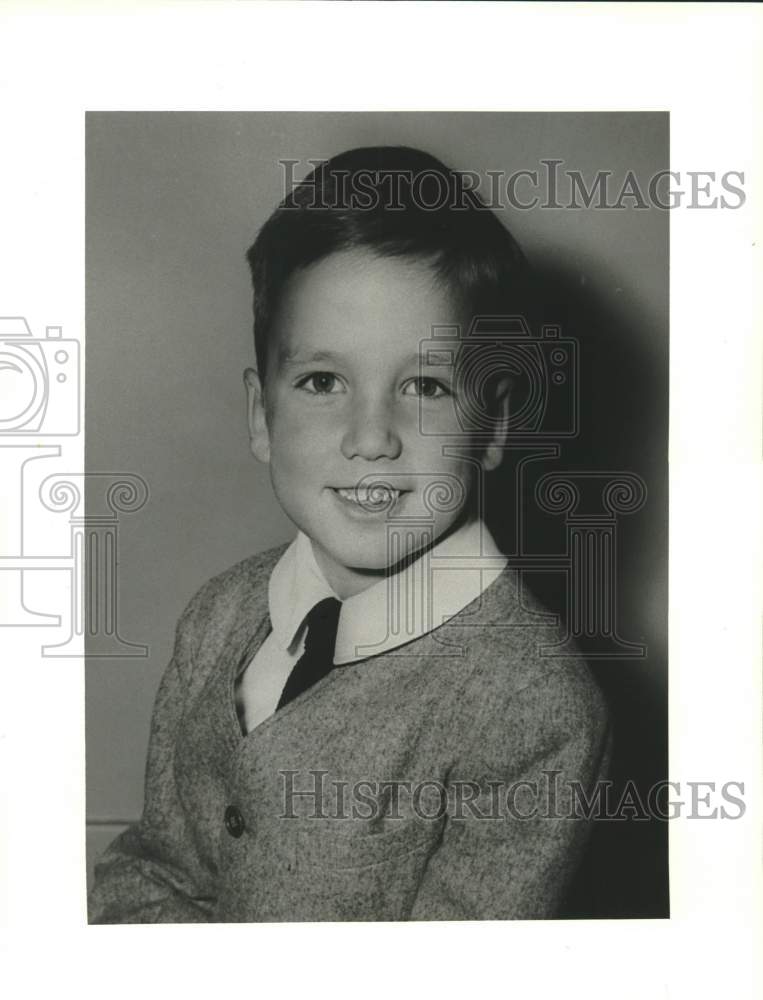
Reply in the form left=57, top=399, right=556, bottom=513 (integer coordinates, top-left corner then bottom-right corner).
left=0, top=3, right=760, bottom=999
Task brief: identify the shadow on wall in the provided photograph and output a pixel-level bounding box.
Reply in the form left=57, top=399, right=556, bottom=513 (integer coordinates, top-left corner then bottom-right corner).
left=486, top=254, right=670, bottom=919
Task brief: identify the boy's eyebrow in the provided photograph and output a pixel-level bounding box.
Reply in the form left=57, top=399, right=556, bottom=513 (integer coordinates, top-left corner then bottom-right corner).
left=277, top=348, right=457, bottom=368
left=278, top=348, right=345, bottom=368
left=420, top=349, right=456, bottom=366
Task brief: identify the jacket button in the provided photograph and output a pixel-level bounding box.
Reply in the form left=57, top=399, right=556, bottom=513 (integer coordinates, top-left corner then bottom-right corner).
left=224, top=804, right=245, bottom=838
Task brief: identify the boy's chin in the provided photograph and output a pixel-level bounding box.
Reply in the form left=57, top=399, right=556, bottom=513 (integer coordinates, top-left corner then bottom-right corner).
left=325, top=534, right=434, bottom=576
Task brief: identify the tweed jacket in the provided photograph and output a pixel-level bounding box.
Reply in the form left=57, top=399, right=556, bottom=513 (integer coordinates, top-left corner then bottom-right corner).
left=89, top=544, right=611, bottom=923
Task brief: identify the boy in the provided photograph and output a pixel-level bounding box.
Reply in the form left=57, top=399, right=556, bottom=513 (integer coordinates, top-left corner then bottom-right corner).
left=89, top=146, right=610, bottom=922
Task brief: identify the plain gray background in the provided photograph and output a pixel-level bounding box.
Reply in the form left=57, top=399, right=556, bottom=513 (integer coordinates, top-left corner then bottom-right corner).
left=86, top=112, right=669, bottom=912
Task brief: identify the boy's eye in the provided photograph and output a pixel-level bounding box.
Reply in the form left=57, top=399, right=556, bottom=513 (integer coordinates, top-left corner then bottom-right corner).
left=402, top=377, right=451, bottom=399
left=296, top=372, right=344, bottom=395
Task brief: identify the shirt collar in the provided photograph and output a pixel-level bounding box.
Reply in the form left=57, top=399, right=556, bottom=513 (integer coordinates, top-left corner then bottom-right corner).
left=267, top=531, right=338, bottom=653
left=268, top=519, right=507, bottom=664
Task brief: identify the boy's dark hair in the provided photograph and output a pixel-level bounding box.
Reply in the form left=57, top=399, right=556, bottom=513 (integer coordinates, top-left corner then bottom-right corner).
left=246, top=145, right=534, bottom=376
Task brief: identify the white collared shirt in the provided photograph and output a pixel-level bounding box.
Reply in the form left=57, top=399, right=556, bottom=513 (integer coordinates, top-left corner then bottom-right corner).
left=236, top=519, right=507, bottom=734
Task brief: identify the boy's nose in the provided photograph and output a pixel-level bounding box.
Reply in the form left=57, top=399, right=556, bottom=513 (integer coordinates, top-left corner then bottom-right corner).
left=340, top=399, right=403, bottom=462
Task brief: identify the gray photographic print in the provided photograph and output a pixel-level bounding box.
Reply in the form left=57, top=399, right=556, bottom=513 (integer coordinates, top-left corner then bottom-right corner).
left=83, top=113, right=675, bottom=922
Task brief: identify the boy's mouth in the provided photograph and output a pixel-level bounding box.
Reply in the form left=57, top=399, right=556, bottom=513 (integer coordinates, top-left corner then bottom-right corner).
left=331, top=486, right=408, bottom=511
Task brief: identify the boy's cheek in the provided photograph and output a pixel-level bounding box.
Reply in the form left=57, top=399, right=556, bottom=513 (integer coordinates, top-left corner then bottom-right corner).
left=408, top=435, right=483, bottom=475
left=267, top=429, right=330, bottom=489
left=269, top=393, right=341, bottom=433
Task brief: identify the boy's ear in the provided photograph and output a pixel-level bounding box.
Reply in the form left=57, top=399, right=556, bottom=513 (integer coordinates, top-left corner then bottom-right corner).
left=244, top=367, right=270, bottom=464
left=480, top=375, right=512, bottom=472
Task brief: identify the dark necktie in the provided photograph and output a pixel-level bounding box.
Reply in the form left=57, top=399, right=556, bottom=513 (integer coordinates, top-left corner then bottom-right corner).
left=276, top=597, right=342, bottom=710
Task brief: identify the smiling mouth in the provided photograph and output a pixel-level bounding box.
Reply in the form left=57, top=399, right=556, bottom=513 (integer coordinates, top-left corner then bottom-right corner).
left=332, top=486, right=408, bottom=510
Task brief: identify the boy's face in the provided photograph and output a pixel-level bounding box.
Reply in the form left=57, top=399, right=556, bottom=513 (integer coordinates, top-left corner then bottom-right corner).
left=246, top=249, right=506, bottom=598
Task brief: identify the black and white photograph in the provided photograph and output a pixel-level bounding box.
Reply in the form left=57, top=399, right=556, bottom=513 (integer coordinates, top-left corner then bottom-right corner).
left=84, top=112, right=670, bottom=922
